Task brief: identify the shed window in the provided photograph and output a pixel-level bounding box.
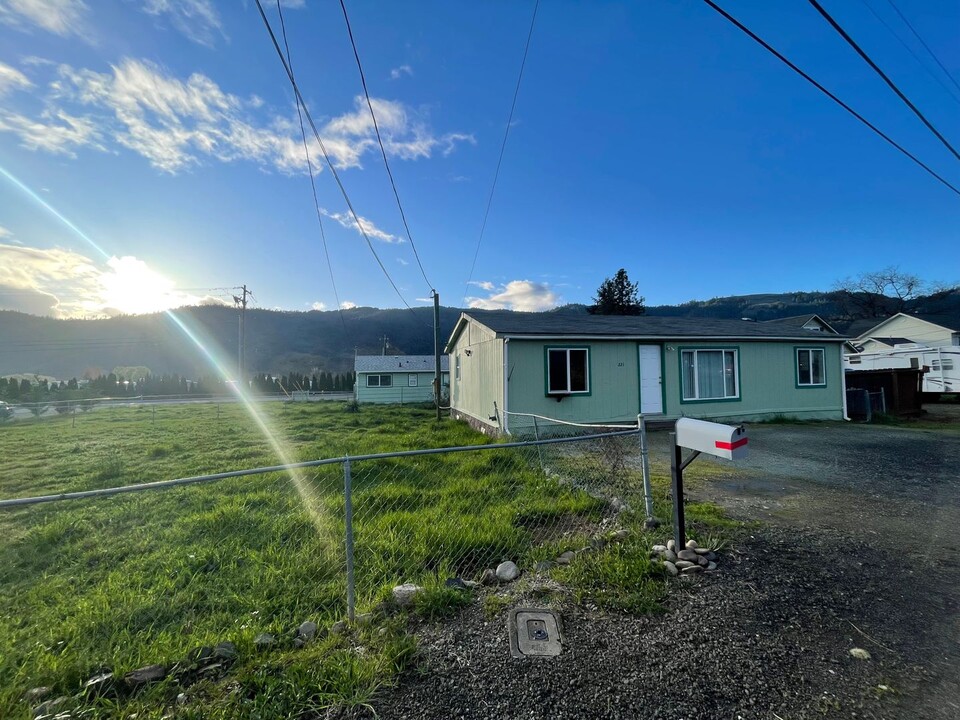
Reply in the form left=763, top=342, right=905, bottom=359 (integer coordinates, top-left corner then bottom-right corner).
left=408, top=374, right=418, bottom=387
left=366, top=374, right=392, bottom=388
left=546, top=348, right=589, bottom=394
left=931, top=358, right=954, bottom=371
left=681, top=349, right=738, bottom=400
left=797, top=348, right=826, bottom=386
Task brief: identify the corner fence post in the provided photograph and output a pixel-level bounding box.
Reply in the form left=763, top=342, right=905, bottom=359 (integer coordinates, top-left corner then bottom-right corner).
left=669, top=431, right=685, bottom=552
left=532, top=416, right=545, bottom=474
left=638, top=415, right=654, bottom=523
left=343, top=457, right=356, bottom=622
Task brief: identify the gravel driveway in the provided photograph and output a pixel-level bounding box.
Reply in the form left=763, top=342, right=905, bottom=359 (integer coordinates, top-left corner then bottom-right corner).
left=371, top=419, right=960, bottom=719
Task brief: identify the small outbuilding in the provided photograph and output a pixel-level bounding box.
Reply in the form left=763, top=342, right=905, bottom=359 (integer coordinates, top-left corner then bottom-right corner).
left=445, top=311, right=849, bottom=434
left=354, top=355, right=449, bottom=405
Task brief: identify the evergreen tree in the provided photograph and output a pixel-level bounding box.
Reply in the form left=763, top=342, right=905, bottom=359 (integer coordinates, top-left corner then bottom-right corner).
left=589, top=268, right=645, bottom=315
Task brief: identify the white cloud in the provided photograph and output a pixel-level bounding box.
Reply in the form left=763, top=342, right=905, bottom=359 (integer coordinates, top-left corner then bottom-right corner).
left=340, top=300, right=357, bottom=310
left=396, top=257, right=409, bottom=266
left=0, top=226, right=11, bottom=238
left=0, top=0, right=90, bottom=38
left=141, top=0, right=223, bottom=47
left=466, top=280, right=559, bottom=312
left=469, top=280, right=495, bottom=291
left=0, top=58, right=472, bottom=175
left=321, top=208, right=401, bottom=244
left=0, top=61, right=31, bottom=95
left=390, top=64, right=413, bottom=80
left=0, top=243, right=225, bottom=317
left=311, top=301, right=326, bottom=311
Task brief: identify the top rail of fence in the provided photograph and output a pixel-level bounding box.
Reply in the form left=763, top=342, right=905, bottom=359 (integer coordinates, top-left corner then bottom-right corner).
left=0, top=427, right=638, bottom=509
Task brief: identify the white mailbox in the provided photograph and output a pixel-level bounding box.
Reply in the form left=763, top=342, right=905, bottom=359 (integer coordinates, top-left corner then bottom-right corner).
left=675, top=418, right=748, bottom=461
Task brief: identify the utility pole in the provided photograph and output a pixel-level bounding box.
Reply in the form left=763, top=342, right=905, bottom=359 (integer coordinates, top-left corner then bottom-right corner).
left=232, top=285, right=253, bottom=386
left=381, top=335, right=389, bottom=356
left=433, top=290, right=442, bottom=420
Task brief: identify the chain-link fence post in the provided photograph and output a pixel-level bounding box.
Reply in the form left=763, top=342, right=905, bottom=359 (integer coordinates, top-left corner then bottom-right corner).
left=532, top=415, right=545, bottom=474
left=343, top=457, right=356, bottom=622
left=638, top=414, right=654, bottom=523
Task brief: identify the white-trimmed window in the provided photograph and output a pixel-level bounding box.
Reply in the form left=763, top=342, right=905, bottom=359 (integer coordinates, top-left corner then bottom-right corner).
left=546, top=348, right=589, bottom=395
left=408, top=374, right=418, bottom=387
left=681, top=349, right=739, bottom=400
left=366, top=374, right=392, bottom=388
left=797, top=348, right=826, bottom=386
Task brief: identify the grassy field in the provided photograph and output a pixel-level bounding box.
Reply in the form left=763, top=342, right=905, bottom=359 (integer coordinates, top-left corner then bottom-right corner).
left=0, top=402, right=734, bottom=719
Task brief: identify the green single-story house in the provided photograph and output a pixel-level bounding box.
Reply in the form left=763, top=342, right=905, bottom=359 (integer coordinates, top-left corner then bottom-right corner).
left=354, top=355, right=449, bottom=405
left=445, top=311, right=849, bottom=434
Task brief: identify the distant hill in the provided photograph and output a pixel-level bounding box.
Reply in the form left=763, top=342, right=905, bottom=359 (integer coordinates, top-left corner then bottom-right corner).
left=1, top=289, right=957, bottom=380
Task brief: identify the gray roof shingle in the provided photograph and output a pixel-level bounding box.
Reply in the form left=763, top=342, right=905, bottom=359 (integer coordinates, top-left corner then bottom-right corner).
left=355, top=355, right=449, bottom=373
left=460, top=310, right=848, bottom=341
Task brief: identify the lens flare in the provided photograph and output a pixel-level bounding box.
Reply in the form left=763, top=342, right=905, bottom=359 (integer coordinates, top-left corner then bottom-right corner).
left=0, top=163, right=330, bottom=531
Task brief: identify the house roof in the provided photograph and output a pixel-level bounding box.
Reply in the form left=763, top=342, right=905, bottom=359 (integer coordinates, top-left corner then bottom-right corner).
left=846, top=312, right=960, bottom=340
left=448, top=311, right=848, bottom=349
left=864, top=337, right=915, bottom=347
left=761, top=314, right=839, bottom=333
left=354, top=355, right=449, bottom=373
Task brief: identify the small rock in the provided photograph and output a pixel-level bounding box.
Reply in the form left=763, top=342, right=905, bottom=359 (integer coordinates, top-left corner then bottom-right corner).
left=677, top=549, right=699, bottom=562
left=666, top=539, right=676, bottom=551
left=213, top=641, right=237, bottom=660
left=696, top=555, right=709, bottom=567
left=685, top=539, right=698, bottom=549
left=355, top=613, right=374, bottom=626
left=496, top=561, right=520, bottom=582
left=850, top=647, right=872, bottom=661
left=297, top=621, right=318, bottom=640
left=590, top=537, right=608, bottom=550
left=706, top=551, right=717, bottom=561
left=694, top=547, right=711, bottom=556
left=707, top=561, right=717, bottom=571
left=330, top=621, right=348, bottom=635
left=176, top=693, right=188, bottom=705
left=479, top=569, right=497, bottom=585
left=675, top=560, right=696, bottom=569
left=612, top=529, right=630, bottom=542
left=681, top=565, right=703, bottom=574
left=292, top=638, right=305, bottom=649
left=392, top=583, right=424, bottom=606
left=662, top=560, right=678, bottom=576
left=83, top=672, right=115, bottom=698
left=24, top=687, right=52, bottom=703
left=651, top=545, right=667, bottom=554
left=445, top=577, right=469, bottom=590
left=663, top=549, right=677, bottom=562
left=462, top=580, right=480, bottom=589
left=253, top=633, right=275, bottom=649
left=535, top=560, right=555, bottom=572
left=555, top=551, right=576, bottom=566
left=124, top=664, right=166, bottom=687
left=33, top=696, right=67, bottom=718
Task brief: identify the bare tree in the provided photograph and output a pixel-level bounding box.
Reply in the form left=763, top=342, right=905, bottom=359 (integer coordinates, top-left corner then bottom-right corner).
left=831, top=267, right=925, bottom=319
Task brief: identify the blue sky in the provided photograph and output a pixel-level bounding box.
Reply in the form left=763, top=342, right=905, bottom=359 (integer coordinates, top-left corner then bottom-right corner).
left=0, top=0, right=957, bottom=318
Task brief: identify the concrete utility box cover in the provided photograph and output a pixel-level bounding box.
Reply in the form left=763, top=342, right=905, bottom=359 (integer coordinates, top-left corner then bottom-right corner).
left=508, top=608, right=563, bottom=658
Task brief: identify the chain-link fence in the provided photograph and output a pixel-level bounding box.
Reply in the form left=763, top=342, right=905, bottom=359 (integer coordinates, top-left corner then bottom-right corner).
left=0, top=426, right=647, bottom=712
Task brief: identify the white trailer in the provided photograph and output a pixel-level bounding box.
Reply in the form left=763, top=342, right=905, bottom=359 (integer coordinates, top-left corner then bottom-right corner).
left=844, top=344, right=958, bottom=393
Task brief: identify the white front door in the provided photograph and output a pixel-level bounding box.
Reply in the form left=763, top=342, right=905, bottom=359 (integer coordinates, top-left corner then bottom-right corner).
left=638, top=345, right=663, bottom=414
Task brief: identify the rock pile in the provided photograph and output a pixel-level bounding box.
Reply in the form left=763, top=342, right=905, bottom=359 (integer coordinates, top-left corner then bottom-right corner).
left=652, top=539, right=719, bottom=577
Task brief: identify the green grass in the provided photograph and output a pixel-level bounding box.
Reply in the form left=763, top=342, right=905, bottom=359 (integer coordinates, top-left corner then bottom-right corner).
left=0, top=402, right=736, bottom=719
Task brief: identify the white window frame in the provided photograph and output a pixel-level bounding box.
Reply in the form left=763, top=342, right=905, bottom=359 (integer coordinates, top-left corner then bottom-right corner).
left=408, top=374, right=418, bottom=387
left=680, top=348, right=740, bottom=401
left=796, top=348, right=826, bottom=387
left=366, top=374, right=392, bottom=388
left=546, top=347, right=590, bottom=395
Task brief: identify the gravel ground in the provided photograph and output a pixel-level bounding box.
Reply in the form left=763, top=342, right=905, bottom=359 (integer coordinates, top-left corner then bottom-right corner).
left=369, top=419, right=960, bottom=719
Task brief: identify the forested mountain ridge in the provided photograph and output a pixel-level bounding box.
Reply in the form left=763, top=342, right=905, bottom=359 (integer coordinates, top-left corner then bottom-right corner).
left=2, top=289, right=957, bottom=380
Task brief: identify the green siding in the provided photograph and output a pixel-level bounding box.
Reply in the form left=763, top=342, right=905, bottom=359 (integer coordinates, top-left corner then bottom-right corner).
left=356, top=372, right=447, bottom=405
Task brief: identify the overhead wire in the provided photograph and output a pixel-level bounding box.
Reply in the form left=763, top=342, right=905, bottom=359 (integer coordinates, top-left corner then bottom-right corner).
left=253, top=0, right=427, bottom=323
left=462, top=0, right=540, bottom=305
left=857, top=0, right=960, bottom=106
left=808, top=0, right=960, bottom=164
left=885, top=0, right=960, bottom=97
left=275, top=0, right=347, bottom=333
left=337, top=0, right=434, bottom=292
left=700, top=0, right=960, bottom=199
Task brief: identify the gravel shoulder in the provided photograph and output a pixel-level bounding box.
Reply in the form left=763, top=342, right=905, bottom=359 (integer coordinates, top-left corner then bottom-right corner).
left=370, top=419, right=959, bottom=719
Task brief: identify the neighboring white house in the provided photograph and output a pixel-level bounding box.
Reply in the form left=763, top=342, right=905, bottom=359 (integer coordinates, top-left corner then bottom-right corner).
left=354, top=355, right=449, bottom=404
left=843, top=313, right=960, bottom=393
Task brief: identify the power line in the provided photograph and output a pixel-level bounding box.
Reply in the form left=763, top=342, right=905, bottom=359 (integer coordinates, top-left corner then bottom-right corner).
left=700, top=0, right=960, bottom=199
left=857, top=0, right=960, bottom=106
left=275, top=0, right=347, bottom=334
left=337, top=0, right=433, bottom=291
left=462, top=0, right=540, bottom=304
left=808, top=0, right=960, bottom=164
left=885, top=0, right=960, bottom=97
left=253, top=0, right=423, bottom=318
